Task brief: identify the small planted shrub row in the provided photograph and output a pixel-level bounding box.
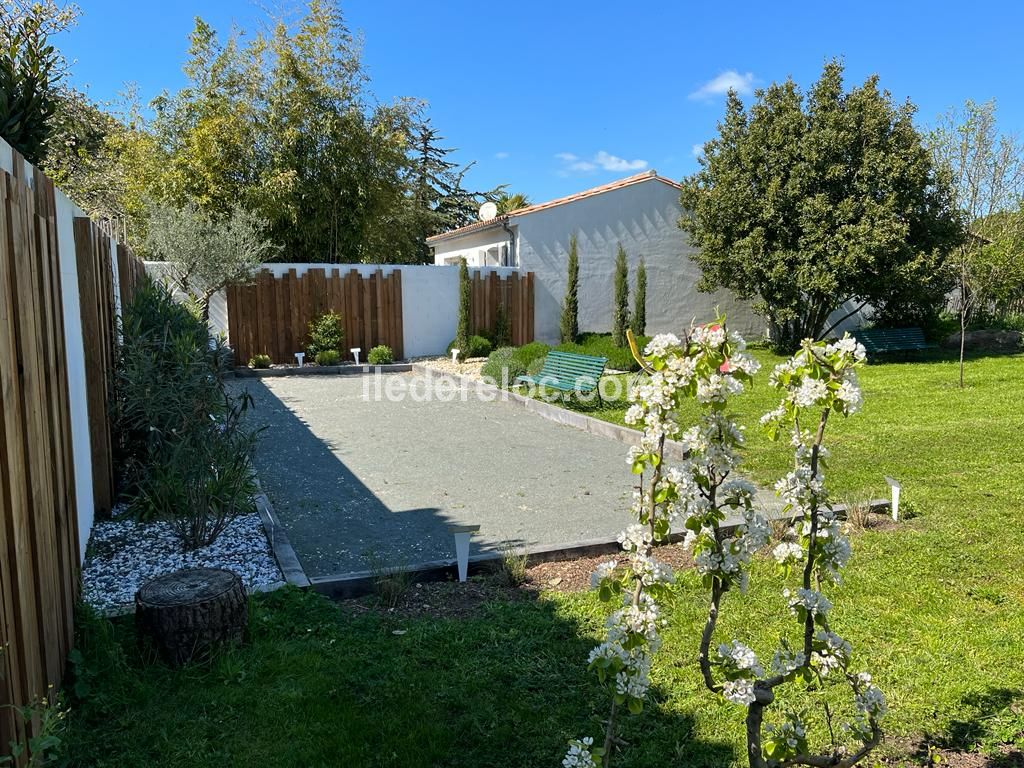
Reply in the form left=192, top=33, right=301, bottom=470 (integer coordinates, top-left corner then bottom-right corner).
left=315, top=350, right=341, bottom=366
left=114, top=277, right=257, bottom=550
left=249, top=353, right=272, bottom=369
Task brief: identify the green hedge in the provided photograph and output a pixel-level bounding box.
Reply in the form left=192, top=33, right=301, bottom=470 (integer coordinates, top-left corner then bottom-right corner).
left=481, top=347, right=526, bottom=386
left=554, top=332, right=649, bottom=372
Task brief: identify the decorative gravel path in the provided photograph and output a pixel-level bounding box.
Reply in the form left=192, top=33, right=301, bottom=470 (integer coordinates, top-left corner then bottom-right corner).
left=82, top=509, right=283, bottom=614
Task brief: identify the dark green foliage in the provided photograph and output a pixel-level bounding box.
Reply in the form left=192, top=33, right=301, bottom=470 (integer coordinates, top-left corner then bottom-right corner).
left=367, top=345, right=393, bottom=365
left=680, top=59, right=960, bottom=352
left=631, top=259, right=647, bottom=337
left=493, top=303, right=512, bottom=347
left=612, top=244, right=629, bottom=347
left=560, top=234, right=580, bottom=343
left=480, top=347, right=526, bottom=386
left=525, top=355, right=547, bottom=377
left=249, top=354, right=271, bottom=369
left=449, top=335, right=492, bottom=360
left=511, top=341, right=551, bottom=370
left=454, top=258, right=471, bottom=359
left=114, top=277, right=256, bottom=548
left=555, top=333, right=650, bottom=372
left=315, top=349, right=341, bottom=366
left=0, top=3, right=69, bottom=163
left=306, top=312, right=345, bottom=359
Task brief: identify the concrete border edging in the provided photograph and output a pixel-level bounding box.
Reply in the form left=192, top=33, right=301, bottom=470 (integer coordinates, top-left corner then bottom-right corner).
left=253, top=481, right=311, bottom=589
left=307, top=498, right=891, bottom=600
left=235, top=363, right=412, bottom=378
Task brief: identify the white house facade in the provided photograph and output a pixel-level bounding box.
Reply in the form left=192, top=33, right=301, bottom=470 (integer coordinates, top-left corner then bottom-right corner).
left=428, top=171, right=766, bottom=344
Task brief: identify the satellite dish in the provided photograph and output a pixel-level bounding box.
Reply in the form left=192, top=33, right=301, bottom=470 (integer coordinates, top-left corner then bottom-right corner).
left=478, top=201, right=498, bottom=221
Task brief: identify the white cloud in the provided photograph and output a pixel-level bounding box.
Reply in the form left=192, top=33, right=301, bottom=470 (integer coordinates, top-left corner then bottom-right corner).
left=692, top=143, right=704, bottom=158
left=494, top=151, right=510, bottom=159
left=689, top=70, right=756, bottom=100
left=556, top=150, right=647, bottom=175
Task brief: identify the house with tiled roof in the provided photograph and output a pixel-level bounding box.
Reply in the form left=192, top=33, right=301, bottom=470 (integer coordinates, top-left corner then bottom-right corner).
left=427, top=170, right=764, bottom=343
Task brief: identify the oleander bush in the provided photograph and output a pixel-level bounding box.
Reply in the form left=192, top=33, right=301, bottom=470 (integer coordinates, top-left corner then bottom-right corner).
left=306, top=312, right=344, bottom=359
left=249, top=353, right=272, bottom=369
left=113, top=277, right=256, bottom=548
left=367, top=345, right=394, bottom=365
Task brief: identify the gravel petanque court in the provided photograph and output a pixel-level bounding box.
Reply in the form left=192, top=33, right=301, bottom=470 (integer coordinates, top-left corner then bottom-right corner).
left=236, top=373, right=642, bottom=578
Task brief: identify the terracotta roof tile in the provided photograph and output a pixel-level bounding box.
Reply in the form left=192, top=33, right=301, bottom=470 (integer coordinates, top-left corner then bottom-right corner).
left=426, top=170, right=682, bottom=243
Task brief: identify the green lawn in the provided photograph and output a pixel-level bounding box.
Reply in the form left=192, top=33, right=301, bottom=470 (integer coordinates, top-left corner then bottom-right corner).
left=65, top=351, right=1024, bottom=767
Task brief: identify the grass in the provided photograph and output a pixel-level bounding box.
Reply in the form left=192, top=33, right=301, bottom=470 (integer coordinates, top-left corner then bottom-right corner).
left=63, top=351, right=1024, bottom=767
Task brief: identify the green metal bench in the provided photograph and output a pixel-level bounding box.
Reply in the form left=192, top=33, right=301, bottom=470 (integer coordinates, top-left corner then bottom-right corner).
left=857, top=327, right=936, bottom=357
left=516, top=350, right=607, bottom=396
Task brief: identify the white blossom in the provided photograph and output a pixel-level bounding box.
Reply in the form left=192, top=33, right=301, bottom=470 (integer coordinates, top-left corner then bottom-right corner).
left=772, top=541, right=804, bottom=565
left=716, top=640, right=765, bottom=677
left=793, top=377, right=828, bottom=408
left=563, top=737, right=598, bottom=768
left=786, top=588, right=832, bottom=618
left=590, top=560, right=618, bottom=588
left=723, top=678, right=756, bottom=705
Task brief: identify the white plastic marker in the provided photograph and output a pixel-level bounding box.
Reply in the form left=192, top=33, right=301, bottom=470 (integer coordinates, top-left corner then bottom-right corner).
left=294, top=352, right=305, bottom=367
left=884, top=476, right=902, bottom=521
left=448, top=524, right=480, bottom=582
left=350, top=348, right=361, bottom=366
left=450, top=349, right=460, bottom=364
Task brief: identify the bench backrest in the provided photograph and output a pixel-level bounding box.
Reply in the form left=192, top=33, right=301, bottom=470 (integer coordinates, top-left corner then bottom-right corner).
left=538, top=350, right=607, bottom=391
left=856, top=327, right=928, bottom=352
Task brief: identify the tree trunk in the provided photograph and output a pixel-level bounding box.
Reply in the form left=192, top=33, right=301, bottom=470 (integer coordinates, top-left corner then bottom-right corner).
left=135, top=568, right=248, bottom=667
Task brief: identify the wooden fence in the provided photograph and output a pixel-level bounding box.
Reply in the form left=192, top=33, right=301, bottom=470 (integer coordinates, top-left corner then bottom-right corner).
left=467, top=271, right=535, bottom=346
left=226, top=268, right=405, bottom=364
left=0, top=158, right=80, bottom=758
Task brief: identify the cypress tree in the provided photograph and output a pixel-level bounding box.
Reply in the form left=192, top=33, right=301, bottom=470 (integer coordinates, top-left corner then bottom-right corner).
left=612, top=243, right=629, bottom=347
left=560, top=234, right=579, bottom=343
left=455, top=257, right=471, bottom=359
left=631, top=258, right=647, bottom=337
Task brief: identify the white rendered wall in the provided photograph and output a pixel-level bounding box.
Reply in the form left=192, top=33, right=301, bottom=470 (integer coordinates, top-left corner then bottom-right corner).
left=514, top=179, right=766, bottom=344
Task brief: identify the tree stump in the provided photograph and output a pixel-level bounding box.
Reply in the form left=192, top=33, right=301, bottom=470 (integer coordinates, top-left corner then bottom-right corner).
left=135, top=568, right=247, bottom=667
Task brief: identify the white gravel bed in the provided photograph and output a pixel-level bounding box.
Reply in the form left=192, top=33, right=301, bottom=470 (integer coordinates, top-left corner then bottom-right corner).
left=82, top=510, right=284, bottom=614
left=412, top=356, right=486, bottom=380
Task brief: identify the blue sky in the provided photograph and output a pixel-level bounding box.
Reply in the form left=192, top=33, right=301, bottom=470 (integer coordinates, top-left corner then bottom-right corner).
left=58, top=1, right=1023, bottom=204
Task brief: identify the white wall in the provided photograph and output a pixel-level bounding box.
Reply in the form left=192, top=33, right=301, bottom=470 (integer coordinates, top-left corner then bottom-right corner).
left=514, top=179, right=765, bottom=344
left=430, top=227, right=512, bottom=267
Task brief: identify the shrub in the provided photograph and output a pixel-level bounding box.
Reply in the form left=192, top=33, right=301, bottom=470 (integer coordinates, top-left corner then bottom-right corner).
left=367, top=345, right=393, bottom=365
left=454, top=258, right=471, bottom=359
left=526, top=355, right=547, bottom=377
left=613, top=243, right=630, bottom=347
left=315, top=349, right=341, bottom=366
left=560, top=233, right=579, bottom=343
left=512, top=341, right=550, bottom=370
left=555, top=332, right=650, bottom=372
left=495, top=541, right=529, bottom=587
left=447, top=335, right=491, bottom=360
left=114, top=276, right=256, bottom=549
left=493, top=303, right=512, bottom=347
left=481, top=347, right=526, bottom=386
left=249, top=353, right=271, bottom=369
left=306, top=312, right=344, bottom=359
left=631, top=259, right=647, bottom=337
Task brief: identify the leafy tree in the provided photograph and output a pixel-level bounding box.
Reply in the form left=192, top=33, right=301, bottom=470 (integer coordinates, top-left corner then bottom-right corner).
left=560, top=234, right=580, bottom=343
left=144, top=202, right=280, bottom=322
left=454, top=257, right=471, bottom=360
left=0, top=0, right=78, bottom=163
left=496, top=191, right=531, bottom=213
left=680, top=60, right=960, bottom=352
left=612, top=243, right=629, bottom=347
left=929, top=100, right=1024, bottom=386
left=631, top=258, right=647, bottom=337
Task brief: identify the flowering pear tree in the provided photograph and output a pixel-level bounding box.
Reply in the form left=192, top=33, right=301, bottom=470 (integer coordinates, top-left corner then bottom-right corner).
left=564, top=320, right=763, bottom=768
left=564, top=326, right=887, bottom=768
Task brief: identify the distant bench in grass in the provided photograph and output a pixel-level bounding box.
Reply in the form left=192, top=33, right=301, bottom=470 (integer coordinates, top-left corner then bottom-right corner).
left=515, top=350, right=607, bottom=397
left=857, top=327, right=936, bottom=357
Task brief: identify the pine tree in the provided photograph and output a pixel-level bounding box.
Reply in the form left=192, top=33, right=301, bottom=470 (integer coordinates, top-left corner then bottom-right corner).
left=560, top=234, right=579, bottom=343
left=631, top=258, right=647, bottom=337
left=612, top=243, right=630, bottom=347
left=455, top=257, right=471, bottom=359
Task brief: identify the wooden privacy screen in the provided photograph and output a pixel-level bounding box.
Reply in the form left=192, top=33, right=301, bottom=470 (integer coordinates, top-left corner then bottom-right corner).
left=0, top=157, right=80, bottom=759
left=74, top=218, right=118, bottom=518
left=116, top=242, right=146, bottom=308
left=468, top=271, right=535, bottom=346
left=226, top=268, right=405, bottom=364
